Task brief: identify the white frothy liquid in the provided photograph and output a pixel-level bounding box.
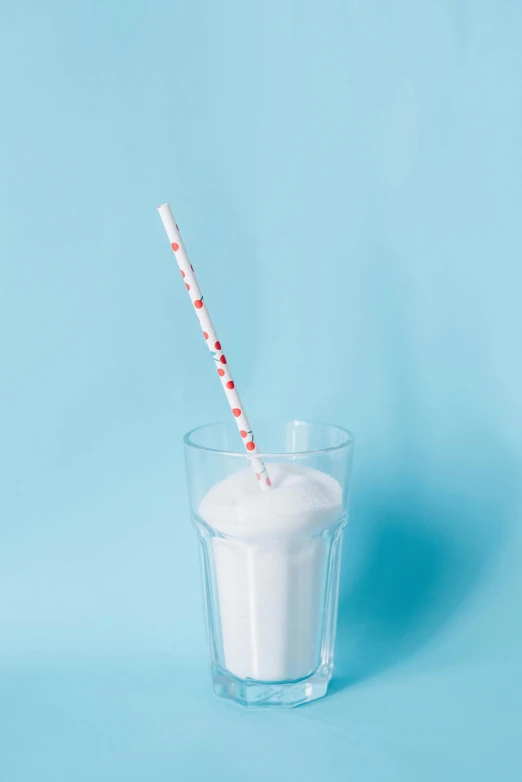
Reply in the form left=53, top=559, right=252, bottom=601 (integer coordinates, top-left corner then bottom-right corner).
left=199, top=463, right=343, bottom=682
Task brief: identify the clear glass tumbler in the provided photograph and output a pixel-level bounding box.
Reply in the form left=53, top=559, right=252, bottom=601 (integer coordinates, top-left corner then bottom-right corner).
left=184, top=419, right=354, bottom=708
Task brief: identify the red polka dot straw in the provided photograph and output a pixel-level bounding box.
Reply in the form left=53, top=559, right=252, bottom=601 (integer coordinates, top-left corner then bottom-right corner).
left=157, top=203, right=271, bottom=490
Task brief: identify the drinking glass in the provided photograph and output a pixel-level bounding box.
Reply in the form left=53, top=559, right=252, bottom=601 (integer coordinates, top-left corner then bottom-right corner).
left=184, top=419, right=354, bottom=708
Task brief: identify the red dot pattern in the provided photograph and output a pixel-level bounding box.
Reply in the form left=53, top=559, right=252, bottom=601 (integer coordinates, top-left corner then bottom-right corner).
left=166, top=221, right=270, bottom=486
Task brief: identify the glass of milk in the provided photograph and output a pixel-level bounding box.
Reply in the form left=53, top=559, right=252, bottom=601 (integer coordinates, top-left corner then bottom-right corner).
left=184, top=419, right=354, bottom=708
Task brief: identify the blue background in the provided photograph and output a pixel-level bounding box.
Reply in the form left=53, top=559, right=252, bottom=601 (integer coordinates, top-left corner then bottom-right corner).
left=1, top=1, right=522, bottom=779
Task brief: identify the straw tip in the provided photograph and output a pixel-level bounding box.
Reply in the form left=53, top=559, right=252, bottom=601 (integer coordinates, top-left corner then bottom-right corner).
left=157, top=203, right=169, bottom=210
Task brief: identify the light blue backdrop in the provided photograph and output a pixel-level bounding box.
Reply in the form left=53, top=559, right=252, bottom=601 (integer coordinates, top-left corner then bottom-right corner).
left=1, top=1, right=521, bottom=780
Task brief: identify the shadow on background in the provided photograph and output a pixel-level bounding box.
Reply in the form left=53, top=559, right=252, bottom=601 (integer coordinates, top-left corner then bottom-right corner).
left=331, top=434, right=518, bottom=694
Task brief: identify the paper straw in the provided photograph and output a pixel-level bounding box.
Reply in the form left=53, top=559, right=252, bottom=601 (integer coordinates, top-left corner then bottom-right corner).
left=158, top=203, right=272, bottom=489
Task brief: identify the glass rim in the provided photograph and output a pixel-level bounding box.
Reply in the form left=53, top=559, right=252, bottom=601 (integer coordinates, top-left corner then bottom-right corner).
left=183, top=418, right=355, bottom=458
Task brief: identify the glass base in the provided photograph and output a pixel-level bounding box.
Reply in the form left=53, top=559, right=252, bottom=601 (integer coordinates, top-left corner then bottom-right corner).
left=212, top=664, right=332, bottom=708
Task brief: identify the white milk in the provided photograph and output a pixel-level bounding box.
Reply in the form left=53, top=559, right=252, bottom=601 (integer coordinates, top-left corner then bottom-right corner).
left=199, top=463, right=343, bottom=681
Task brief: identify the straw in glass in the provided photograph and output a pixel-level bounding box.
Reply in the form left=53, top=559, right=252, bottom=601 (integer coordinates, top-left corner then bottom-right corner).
left=157, top=203, right=271, bottom=489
